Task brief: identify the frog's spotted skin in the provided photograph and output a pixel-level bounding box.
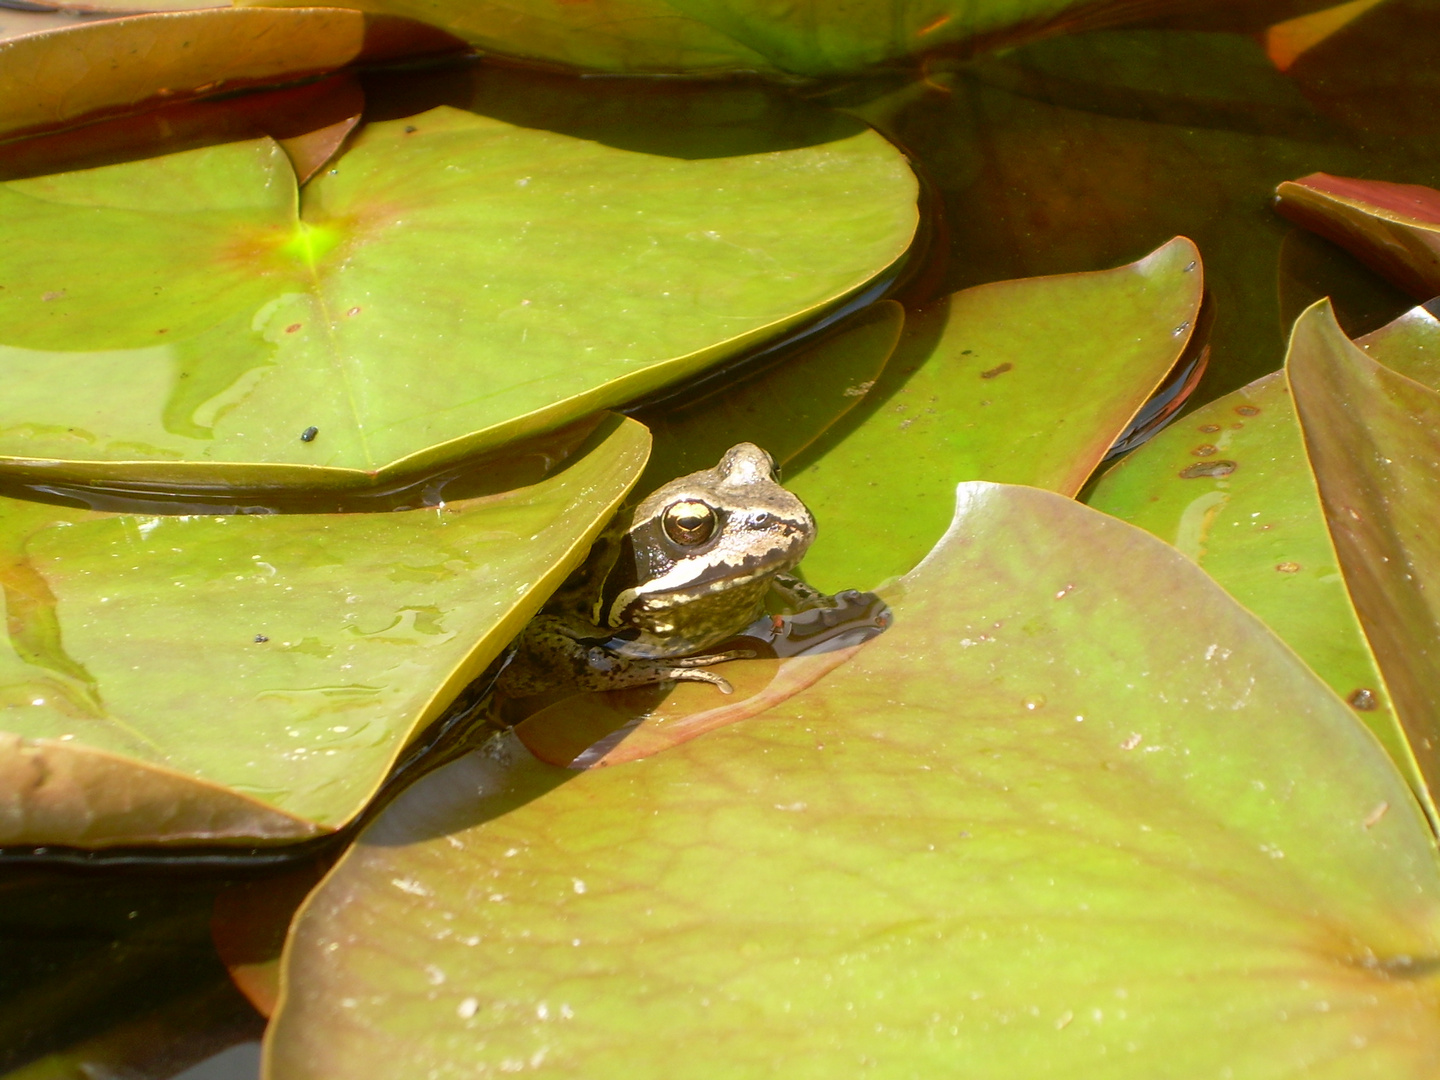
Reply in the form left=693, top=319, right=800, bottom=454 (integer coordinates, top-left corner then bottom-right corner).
left=499, top=443, right=818, bottom=696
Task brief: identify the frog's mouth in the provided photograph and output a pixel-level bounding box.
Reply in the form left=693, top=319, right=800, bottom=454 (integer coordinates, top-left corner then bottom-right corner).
left=601, top=520, right=811, bottom=628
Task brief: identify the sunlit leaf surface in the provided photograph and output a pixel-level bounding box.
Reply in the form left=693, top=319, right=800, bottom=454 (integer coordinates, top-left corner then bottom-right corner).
left=268, top=483, right=1440, bottom=1079
left=1288, top=300, right=1440, bottom=816
left=1358, top=300, right=1440, bottom=390
left=0, top=416, right=647, bottom=846
left=0, top=9, right=376, bottom=141
left=1276, top=173, right=1440, bottom=300
left=1087, top=371, right=1425, bottom=815
left=637, top=299, right=903, bottom=492
left=786, top=237, right=1201, bottom=592
left=0, top=8, right=125, bottom=46
left=0, top=101, right=914, bottom=490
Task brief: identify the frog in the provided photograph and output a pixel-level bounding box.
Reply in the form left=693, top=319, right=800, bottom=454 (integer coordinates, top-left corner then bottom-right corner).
left=497, top=442, right=831, bottom=697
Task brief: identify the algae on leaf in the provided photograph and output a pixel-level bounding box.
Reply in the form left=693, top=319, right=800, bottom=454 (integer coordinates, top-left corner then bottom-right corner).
left=0, top=415, right=648, bottom=847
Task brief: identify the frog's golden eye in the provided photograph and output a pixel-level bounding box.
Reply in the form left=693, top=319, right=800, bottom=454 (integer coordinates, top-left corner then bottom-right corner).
left=662, top=501, right=717, bottom=546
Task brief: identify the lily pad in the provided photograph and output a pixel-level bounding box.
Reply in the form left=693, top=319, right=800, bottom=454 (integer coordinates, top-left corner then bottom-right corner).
left=0, top=8, right=375, bottom=142
left=1357, top=299, right=1440, bottom=390
left=785, top=236, right=1202, bottom=592
left=1086, top=371, right=1426, bottom=815
left=1, top=72, right=366, bottom=187
left=1275, top=173, right=1440, bottom=300
left=242, top=0, right=1341, bottom=77
left=0, top=99, right=915, bottom=490
left=635, top=299, right=903, bottom=492
left=1287, top=300, right=1440, bottom=816
left=267, top=482, right=1440, bottom=1079
left=0, top=414, right=648, bottom=847
left=837, top=25, right=1440, bottom=400
left=0, top=8, right=126, bottom=47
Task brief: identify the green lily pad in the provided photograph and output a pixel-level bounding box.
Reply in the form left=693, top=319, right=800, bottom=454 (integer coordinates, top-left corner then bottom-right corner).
left=267, top=482, right=1440, bottom=1079
left=242, top=0, right=1341, bottom=77
left=1288, top=299, right=1440, bottom=817
left=1275, top=173, right=1440, bottom=300
left=1086, top=371, right=1426, bottom=816
left=635, top=299, right=903, bottom=493
left=785, top=236, right=1202, bottom=592
left=0, top=414, right=648, bottom=847
left=1357, top=300, right=1440, bottom=390
left=0, top=100, right=914, bottom=491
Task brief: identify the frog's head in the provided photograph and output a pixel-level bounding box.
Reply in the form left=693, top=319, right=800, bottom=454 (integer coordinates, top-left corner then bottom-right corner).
left=599, top=443, right=816, bottom=628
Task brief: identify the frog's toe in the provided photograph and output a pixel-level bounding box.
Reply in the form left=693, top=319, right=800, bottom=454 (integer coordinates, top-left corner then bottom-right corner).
left=671, top=649, right=756, bottom=668
left=670, top=668, right=735, bottom=694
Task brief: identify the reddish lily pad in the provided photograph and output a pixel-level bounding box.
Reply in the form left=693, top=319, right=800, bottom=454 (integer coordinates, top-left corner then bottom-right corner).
left=268, top=483, right=1440, bottom=1079
left=0, top=101, right=915, bottom=490
left=1275, top=173, right=1440, bottom=301
left=1288, top=300, right=1440, bottom=815
left=786, top=236, right=1202, bottom=592
left=1087, top=372, right=1426, bottom=816
left=0, top=415, right=648, bottom=847
left=212, top=860, right=330, bottom=1017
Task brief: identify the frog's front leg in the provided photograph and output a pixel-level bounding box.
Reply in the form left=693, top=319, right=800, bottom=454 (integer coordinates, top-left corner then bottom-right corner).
left=769, top=574, right=859, bottom=613
left=500, top=615, right=753, bottom=696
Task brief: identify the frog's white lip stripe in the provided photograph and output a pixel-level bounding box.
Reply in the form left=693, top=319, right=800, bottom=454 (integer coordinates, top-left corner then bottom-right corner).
left=609, top=542, right=804, bottom=620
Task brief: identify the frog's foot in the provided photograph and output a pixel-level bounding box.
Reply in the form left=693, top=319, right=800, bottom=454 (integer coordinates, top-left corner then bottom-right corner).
left=769, top=575, right=861, bottom=614
left=658, top=649, right=757, bottom=694
left=563, top=647, right=756, bottom=694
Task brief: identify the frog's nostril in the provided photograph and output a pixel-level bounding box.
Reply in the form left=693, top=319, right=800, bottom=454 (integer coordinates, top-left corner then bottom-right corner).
left=750, top=511, right=771, bottom=527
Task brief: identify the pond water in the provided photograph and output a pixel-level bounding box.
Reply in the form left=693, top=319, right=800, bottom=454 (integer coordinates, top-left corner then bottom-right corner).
left=3, top=2, right=1439, bottom=1076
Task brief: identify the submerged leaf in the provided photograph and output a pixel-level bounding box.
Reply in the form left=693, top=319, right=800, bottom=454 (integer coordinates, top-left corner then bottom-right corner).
left=268, top=483, right=1440, bottom=1079
left=0, top=415, right=648, bottom=846
left=0, top=102, right=915, bottom=490
left=1288, top=300, right=1440, bottom=817
left=1088, top=372, right=1425, bottom=815
left=787, top=236, right=1202, bottom=591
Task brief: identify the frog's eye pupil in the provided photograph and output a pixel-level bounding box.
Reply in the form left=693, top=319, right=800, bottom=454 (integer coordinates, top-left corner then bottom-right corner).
left=663, top=501, right=716, bottom=546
